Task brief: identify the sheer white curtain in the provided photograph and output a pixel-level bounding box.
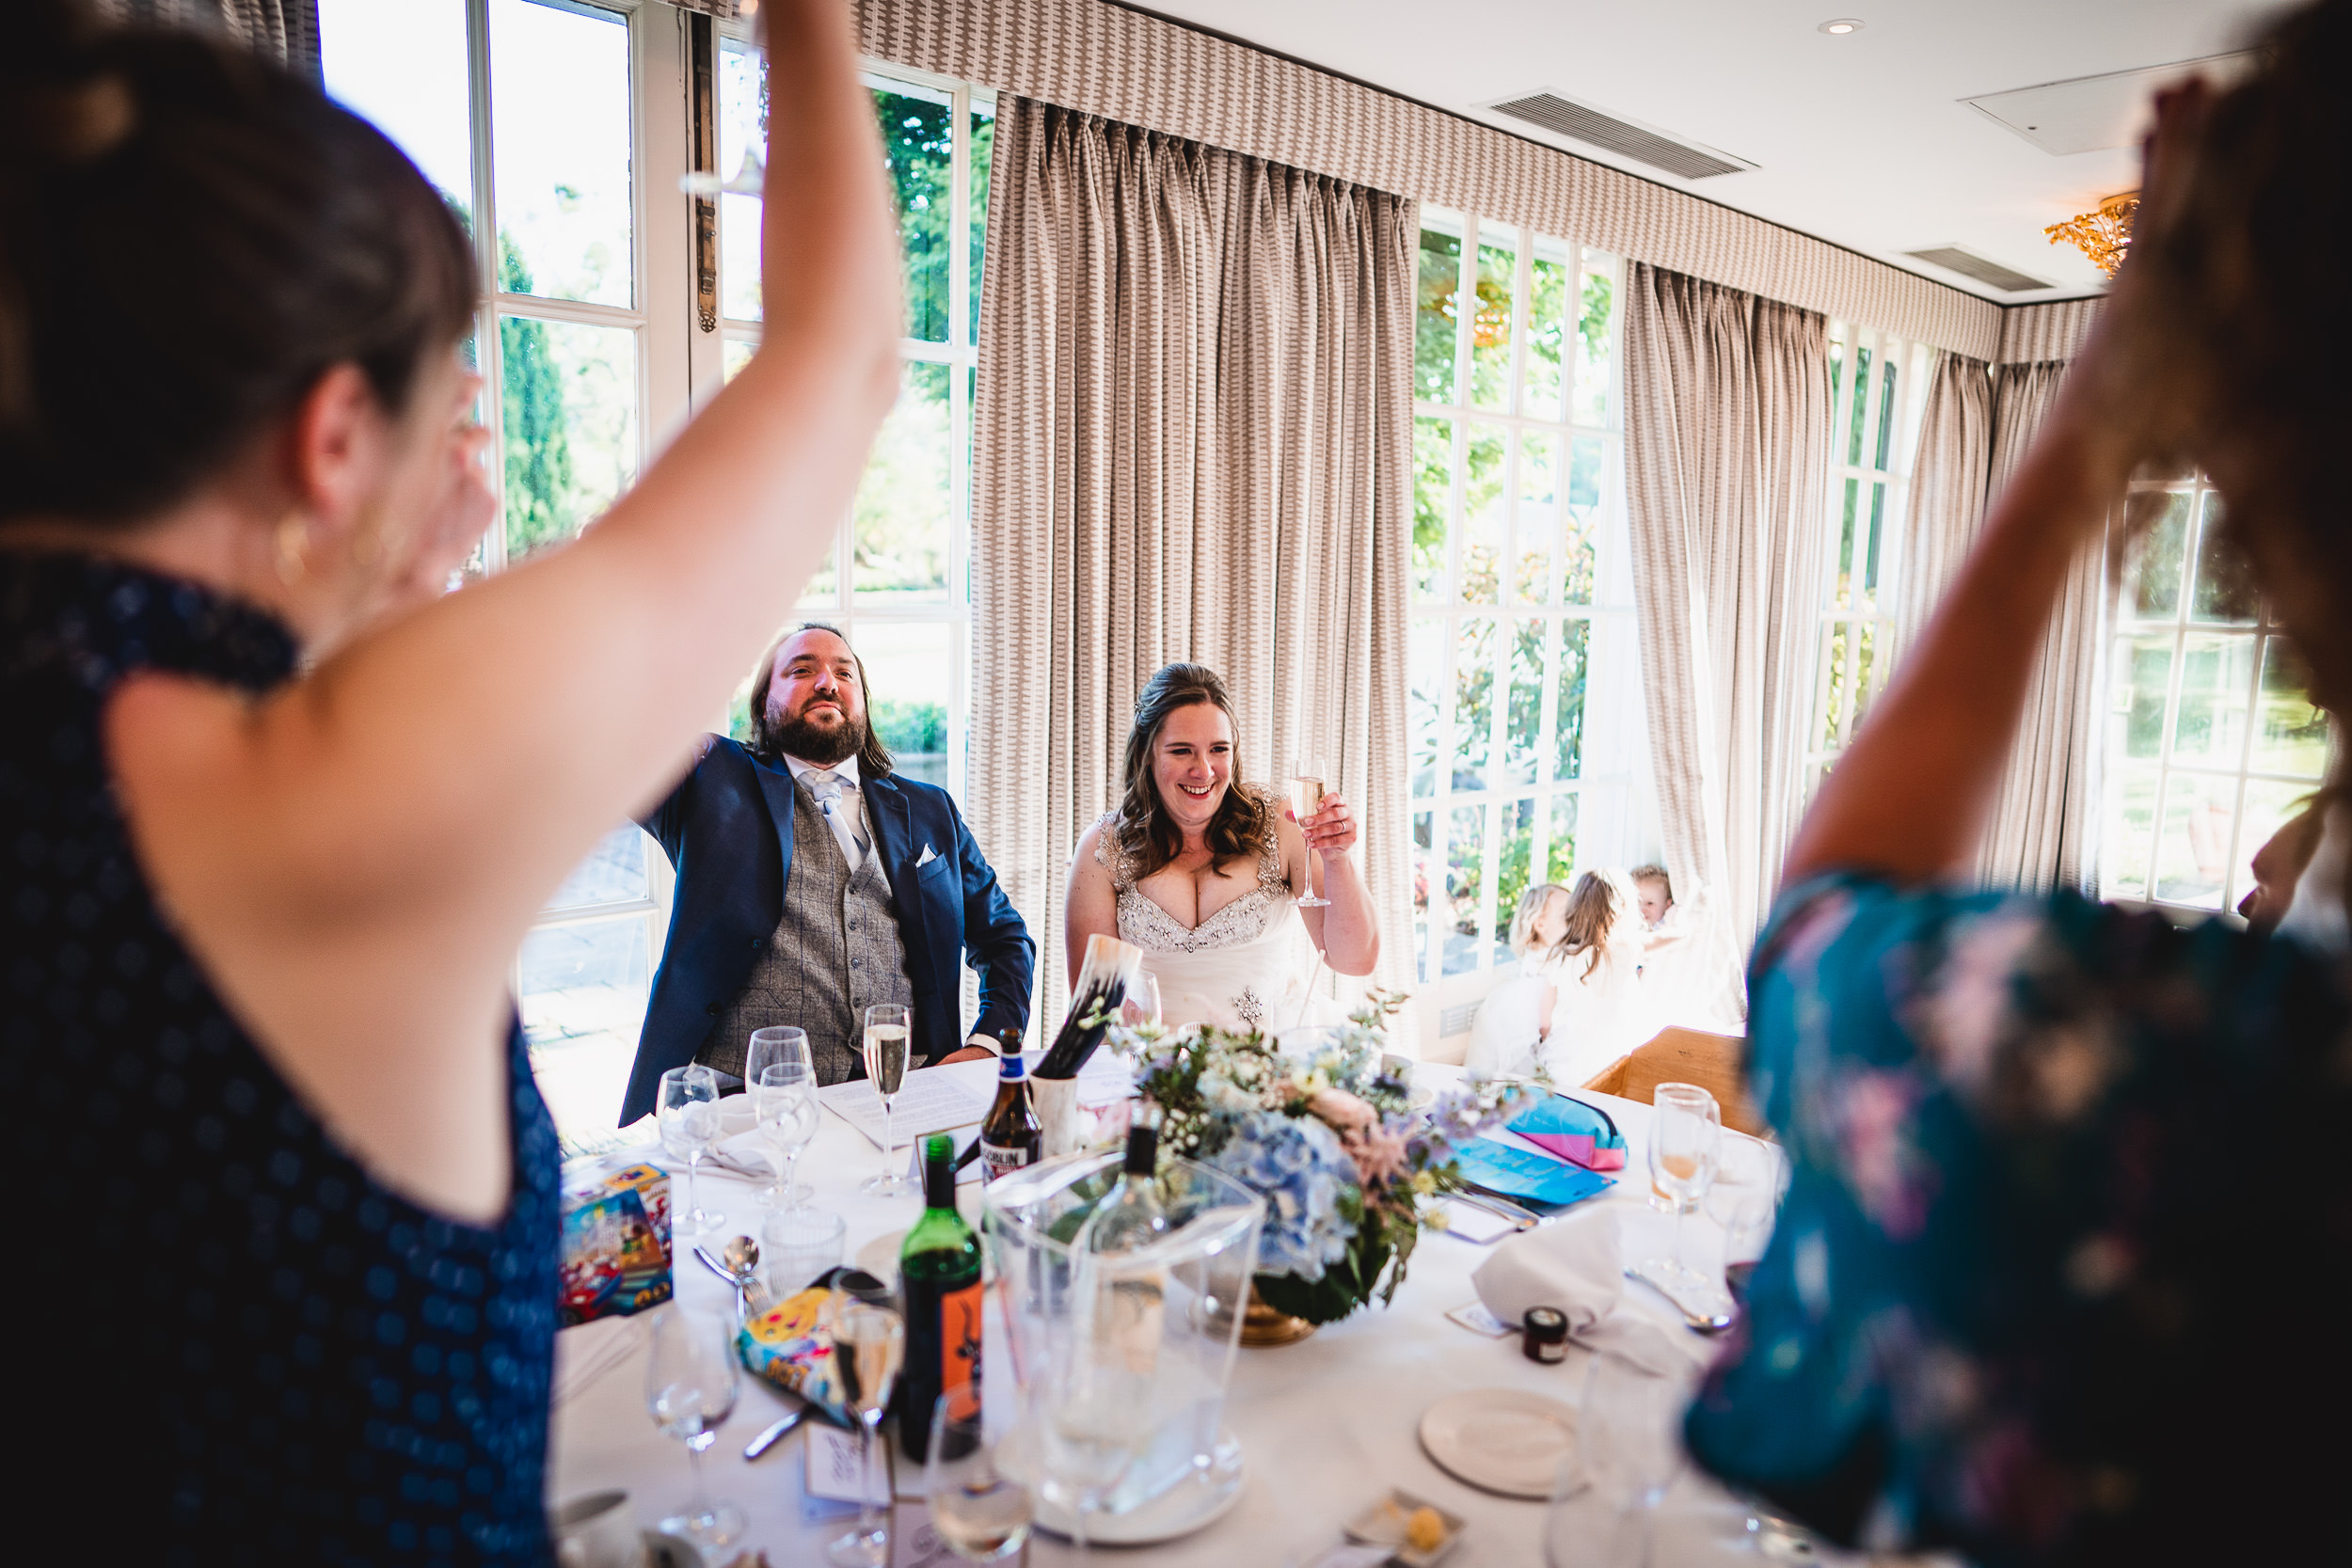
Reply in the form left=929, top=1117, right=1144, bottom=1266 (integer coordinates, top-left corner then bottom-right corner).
left=968, top=99, right=1419, bottom=1024
left=1622, top=265, right=1832, bottom=1023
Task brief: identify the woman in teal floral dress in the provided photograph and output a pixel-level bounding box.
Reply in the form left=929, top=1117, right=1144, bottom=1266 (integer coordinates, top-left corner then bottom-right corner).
left=1685, top=6, right=2352, bottom=1560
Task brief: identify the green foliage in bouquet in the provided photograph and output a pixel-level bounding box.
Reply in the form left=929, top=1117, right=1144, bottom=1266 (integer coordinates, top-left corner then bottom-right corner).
left=1123, top=992, right=1532, bottom=1325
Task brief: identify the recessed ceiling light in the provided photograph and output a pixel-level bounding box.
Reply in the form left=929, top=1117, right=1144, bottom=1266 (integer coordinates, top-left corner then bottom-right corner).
left=1818, top=18, right=1865, bottom=34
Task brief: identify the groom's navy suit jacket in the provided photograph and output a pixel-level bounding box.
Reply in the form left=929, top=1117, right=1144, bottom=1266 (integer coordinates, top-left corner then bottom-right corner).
left=619, top=736, right=1034, bottom=1124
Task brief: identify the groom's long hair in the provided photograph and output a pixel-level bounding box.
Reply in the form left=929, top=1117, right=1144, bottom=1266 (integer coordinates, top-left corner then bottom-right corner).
left=1116, top=663, right=1274, bottom=879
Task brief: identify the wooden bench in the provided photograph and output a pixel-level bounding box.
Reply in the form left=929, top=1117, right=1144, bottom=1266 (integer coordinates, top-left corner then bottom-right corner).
left=1581, top=1025, right=1770, bottom=1137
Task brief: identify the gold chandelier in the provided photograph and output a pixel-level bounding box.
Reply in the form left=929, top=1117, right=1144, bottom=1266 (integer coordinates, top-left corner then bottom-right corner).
left=2044, top=192, right=2137, bottom=278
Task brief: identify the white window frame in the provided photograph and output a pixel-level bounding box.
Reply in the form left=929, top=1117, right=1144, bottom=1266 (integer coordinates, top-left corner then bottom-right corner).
left=1407, top=208, right=1640, bottom=1036
left=710, top=37, right=988, bottom=806
left=2100, top=472, right=2332, bottom=913
left=1804, top=321, right=1929, bottom=789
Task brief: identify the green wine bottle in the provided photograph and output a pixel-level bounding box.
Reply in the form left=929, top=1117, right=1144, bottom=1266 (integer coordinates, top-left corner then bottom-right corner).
left=898, top=1132, right=984, bottom=1461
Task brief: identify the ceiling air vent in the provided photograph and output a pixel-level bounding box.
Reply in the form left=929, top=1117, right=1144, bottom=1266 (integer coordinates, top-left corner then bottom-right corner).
left=1903, top=245, right=2052, bottom=294
left=1482, top=90, right=1755, bottom=181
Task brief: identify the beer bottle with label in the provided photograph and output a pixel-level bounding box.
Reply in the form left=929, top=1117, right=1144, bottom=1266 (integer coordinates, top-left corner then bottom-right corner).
left=977, top=1045, right=1041, bottom=1183
left=899, top=1132, right=983, bottom=1461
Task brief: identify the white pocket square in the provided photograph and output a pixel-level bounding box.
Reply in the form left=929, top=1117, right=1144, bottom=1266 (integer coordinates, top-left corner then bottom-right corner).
left=914, top=844, right=939, bottom=867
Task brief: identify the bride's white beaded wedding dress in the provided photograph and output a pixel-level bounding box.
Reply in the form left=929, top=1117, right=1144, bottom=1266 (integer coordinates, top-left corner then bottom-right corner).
left=1093, top=789, right=1314, bottom=1033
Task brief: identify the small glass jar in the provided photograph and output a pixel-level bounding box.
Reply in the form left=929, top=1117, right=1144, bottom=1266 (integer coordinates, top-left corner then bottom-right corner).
left=1522, top=1304, right=1569, bottom=1364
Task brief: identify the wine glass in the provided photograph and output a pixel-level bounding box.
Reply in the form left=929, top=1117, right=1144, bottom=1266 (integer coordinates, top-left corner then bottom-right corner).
left=861, top=1003, right=914, bottom=1196
left=644, top=1304, right=747, bottom=1549
left=1117, top=971, right=1162, bottom=1032
left=1706, top=1135, right=1780, bottom=1298
left=1636, top=1083, right=1729, bottom=1319
left=1289, top=756, right=1331, bottom=908
left=926, top=1387, right=1035, bottom=1562
left=827, top=1298, right=907, bottom=1568
left=749, top=1029, right=818, bottom=1207
left=658, top=1064, right=725, bottom=1241
left=1038, top=1310, right=1148, bottom=1557
left=1562, top=1352, right=1685, bottom=1568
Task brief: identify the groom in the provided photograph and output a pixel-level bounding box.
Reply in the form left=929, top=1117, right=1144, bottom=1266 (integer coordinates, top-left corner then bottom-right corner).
left=617, top=625, right=1034, bottom=1122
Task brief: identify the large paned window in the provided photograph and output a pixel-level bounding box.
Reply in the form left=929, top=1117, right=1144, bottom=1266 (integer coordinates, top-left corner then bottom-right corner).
left=2100, top=473, right=2330, bottom=911
left=325, top=2, right=992, bottom=1144
left=1805, top=323, right=1927, bottom=789
left=715, top=42, right=993, bottom=801
left=1406, top=209, right=1640, bottom=1002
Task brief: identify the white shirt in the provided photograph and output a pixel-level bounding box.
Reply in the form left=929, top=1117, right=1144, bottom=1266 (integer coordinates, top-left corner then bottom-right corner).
left=783, top=753, right=871, bottom=866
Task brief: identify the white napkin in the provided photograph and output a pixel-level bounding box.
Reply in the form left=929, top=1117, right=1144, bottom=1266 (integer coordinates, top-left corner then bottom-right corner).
left=1470, top=1207, right=1713, bottom=1377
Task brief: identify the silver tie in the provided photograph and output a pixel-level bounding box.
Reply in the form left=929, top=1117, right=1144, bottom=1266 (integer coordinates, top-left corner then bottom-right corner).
left=808, top=772, right=868, bottom=866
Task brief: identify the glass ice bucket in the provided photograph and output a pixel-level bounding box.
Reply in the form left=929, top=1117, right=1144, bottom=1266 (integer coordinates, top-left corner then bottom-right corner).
left=982, top=1149, right=1264, bottom=1516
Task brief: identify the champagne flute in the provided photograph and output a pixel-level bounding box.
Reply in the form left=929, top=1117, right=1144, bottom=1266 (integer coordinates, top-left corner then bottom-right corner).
left=1636, top=1083, right=1729, bottom=1319
left=644, top=1304, right=747, bottom=1549
left=1289, top=757, right=1331, bottom=908
left=861, top=1003, right=913, bottom=1196
left=827, top=1298, right=907, bottom=1568
left=749, top=1027, right=818, bottom=1207
left=926, top=1388, right=1035, bottom=1562
left=658, top=1064, right=724, bottom=1241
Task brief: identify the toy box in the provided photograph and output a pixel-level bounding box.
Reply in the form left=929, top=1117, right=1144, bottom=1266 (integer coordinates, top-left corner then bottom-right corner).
left=558, top=1162, right=673, bottom=1327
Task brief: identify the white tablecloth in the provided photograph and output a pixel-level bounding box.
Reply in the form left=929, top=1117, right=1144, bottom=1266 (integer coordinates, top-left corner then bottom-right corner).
left=547, top=1069, right=1805, bottom=1566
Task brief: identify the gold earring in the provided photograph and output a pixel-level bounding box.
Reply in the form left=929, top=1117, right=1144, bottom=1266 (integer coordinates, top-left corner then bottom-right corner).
left=275, top=511, right=310, bottom=586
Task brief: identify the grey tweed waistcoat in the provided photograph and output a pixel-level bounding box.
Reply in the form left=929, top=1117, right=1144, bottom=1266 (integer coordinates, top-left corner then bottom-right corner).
left=703, top=776, right=913, bottom=1085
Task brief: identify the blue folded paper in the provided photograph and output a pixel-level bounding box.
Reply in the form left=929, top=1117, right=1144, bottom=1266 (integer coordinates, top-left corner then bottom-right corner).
left=1454, top=1136, right=1614, bottom=1209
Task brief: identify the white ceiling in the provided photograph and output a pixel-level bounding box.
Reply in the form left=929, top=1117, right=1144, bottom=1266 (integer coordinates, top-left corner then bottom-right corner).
left=1131, top=0, right=2283, bottom=305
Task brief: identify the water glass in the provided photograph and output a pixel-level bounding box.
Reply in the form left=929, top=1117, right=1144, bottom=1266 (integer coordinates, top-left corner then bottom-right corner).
left=1545, top=1353, right=1683, bottom=1568
left=644, top=1305, right=745, bottom=1549
left=925, top=1388, right=1035, bottom=1562
left=750, top=1034, right=818, bottom=1208
left=1644, top=1083, right=1723, bottom=1298
left=658, top=1065, right=724, bottom=1242
left=762, top=1207, right=847, bottom=1298
left=827, top=1298, right=906, bottom=1568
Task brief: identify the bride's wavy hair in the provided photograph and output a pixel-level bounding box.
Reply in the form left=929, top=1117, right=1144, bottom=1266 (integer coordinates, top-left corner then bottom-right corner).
left=1116, top=663, right=1273, bottom=879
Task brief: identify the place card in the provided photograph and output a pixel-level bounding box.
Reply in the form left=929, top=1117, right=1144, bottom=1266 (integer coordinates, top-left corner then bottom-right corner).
left=1433, top=1198, right=1517, bottom=1245
left=1444, top=1301, right=1514, bottom=1338
left=807, top=1420, right=891, bottom=1507
left=889, top=1503, right=962, bottom=1568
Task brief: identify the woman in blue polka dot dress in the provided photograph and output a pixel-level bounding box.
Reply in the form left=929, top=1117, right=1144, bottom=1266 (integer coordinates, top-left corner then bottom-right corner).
left=0, top=1, right=898, bottom=1560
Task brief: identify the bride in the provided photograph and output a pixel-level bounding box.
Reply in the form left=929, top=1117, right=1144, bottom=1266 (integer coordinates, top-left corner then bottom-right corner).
left=1065, top=663, right=1378, bottom=1032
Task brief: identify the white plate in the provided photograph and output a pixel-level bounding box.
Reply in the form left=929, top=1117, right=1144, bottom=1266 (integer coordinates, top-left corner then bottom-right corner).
left=1031, top=1437, right=1247, bottom=1545
left=1418, top=1388, right=1579, bottom=1499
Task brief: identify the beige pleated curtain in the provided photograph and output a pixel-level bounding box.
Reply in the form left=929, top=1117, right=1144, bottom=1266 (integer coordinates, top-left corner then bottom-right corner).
left=86, top=0, right=320, bottom=75
left=968, top=98, right=1419, bottom=1023
left=1622, top=265, right=1832, bottom=1022
left=1888, top=354, right=2103, bottom=891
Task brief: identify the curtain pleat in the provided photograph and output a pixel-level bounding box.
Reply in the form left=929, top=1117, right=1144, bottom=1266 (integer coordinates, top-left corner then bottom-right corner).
left=1887, top=351, right=1994, bottom=673
left=1975, top=361, right=2104, bottom=893
left=1883, top=354, right=2103, bottom=893
left=970, top=98, right=1418, bottom=1034
left=1623, top=264, right=1830, bottom=1024
left=89, top=0, right=321, bottom=77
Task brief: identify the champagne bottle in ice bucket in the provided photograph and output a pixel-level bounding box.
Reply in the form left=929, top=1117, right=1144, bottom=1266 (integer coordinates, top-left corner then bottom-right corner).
left=1032, top=932, right=1142, bottom=1158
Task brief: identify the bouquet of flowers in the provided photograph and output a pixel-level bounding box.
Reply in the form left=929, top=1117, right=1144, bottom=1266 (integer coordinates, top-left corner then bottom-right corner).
left=1121, top=992, right=1533, bottom=1326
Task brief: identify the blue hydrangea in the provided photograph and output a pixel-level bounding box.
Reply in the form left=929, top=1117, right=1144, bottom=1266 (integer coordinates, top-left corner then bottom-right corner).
left=1200, top=1108, right=1359, bottom=1281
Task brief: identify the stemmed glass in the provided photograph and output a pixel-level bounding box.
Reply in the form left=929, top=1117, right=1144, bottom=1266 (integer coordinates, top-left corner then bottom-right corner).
left=658, top=1064, right=725, bottom=1241
left=1634, top=1083, right=1729, bottom=1320
left=1288, top=756, right=1331, bottom=908
left=749, top=1027, right=818, bottom=1208
left=1706, top=1135, right=1780, bottom=1299
left=1546, top=1352, right=1684, bottom=1568
left=827, top=1298, right=907, bottom=1567
left=1039, top=1283, right=1149, bottom=1558
left=644, top=1304, right=747, bottom=1550
left=861, top=1003, right=913, bottom=1196
left=926, top=1387, right=1036, bottom=1562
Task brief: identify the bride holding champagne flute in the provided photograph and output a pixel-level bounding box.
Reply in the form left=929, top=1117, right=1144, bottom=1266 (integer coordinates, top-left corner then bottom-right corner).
left=1065, top=664, right=1378, bottom=1033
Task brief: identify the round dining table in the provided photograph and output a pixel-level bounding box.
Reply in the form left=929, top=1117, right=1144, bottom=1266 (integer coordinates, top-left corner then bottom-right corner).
left=546, top=1064, right=1827, bottom=1567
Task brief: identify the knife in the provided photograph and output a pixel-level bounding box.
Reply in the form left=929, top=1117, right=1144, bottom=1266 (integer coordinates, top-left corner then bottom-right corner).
left=742, top=1404, right=809, bottom=1460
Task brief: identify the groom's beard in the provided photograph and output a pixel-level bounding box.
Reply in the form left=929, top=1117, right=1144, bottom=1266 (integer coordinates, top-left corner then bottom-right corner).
left=769, top=705, right=864, bottom=767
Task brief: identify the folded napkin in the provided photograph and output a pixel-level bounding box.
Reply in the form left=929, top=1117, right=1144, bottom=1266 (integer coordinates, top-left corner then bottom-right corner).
left=1504, top=1094, right=1628, bottom=1171
left=1470, top=1208, right=1713, bottom=1378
